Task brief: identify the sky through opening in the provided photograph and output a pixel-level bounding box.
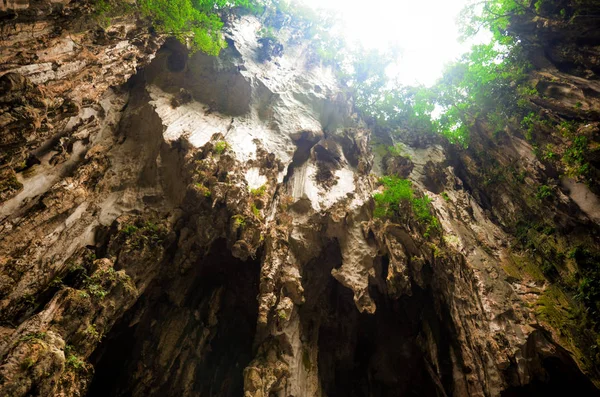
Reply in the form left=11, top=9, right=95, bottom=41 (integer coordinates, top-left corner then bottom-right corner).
left=297, top=0, right=489, bottom=86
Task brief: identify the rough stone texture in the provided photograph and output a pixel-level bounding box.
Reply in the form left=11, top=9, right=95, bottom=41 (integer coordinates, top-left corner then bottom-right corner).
left=1, top=4, right=600, bottom=397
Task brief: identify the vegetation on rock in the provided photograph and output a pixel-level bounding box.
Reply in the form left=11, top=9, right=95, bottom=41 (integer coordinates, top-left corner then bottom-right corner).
left=94, top=0, right=258, bottom=55
left=373, top=176, right=439, bottom=236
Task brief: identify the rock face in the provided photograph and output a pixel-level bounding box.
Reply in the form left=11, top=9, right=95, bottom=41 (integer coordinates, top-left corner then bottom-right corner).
left=1, top=2, right=600, bottom=396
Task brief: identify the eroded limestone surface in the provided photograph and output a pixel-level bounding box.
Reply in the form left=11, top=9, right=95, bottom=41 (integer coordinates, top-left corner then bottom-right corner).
left=1, top=2, right=600, bottom=396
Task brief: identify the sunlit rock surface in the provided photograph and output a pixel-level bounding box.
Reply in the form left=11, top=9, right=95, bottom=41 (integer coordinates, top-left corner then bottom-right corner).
left=1, top=2, right=600, bottom=397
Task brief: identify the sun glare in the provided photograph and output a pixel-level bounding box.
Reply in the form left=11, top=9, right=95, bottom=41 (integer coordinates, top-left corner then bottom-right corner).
left=297, top=0, right=487, bottom=86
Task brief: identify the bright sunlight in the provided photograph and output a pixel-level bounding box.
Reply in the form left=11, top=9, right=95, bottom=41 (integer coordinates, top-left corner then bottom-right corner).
left=299, top=0, right=488, bottom=86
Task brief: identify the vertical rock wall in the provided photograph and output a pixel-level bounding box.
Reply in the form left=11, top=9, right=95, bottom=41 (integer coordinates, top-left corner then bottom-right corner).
left=0, top=2, right=599, bottom=396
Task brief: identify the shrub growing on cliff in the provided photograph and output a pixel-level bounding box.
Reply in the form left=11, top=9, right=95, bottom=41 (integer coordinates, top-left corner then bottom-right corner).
left=373, top=176, right=439, bottom=235
left=214, top=140, right=230, bottom=154
left=139, top=0, right=256, bottom=55
left=373, top=176, right=413, bottom=219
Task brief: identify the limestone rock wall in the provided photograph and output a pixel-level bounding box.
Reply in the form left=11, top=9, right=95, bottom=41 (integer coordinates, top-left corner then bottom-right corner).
left=0, top=2, right=599, bottom=397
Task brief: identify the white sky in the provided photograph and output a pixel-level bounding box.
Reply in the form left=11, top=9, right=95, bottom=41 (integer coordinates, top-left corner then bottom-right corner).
left=298, top=0, right=486, bottom=86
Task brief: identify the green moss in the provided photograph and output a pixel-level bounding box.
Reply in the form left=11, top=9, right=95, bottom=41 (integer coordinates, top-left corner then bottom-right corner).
left=84, top=324, right=102, bottom=341
left=19, top=332, right=46, bottom=343
left=511, top=168, right=527, bottom=183
left=49, top=276, right=63, bottom=288
left=441, top=192, right=450, bottom=202
left=195, top=183, right=211, bottom=197
left=65, top=354, right=85, bottom=371
left=536, top=287, right=574, bottom=335
left=506, top=252, right=546, bottom=283
left=64, top=344, right=86, bottom=370
left=387, top=143, right=411, bottom=159
left=0, top=173, right=23, bottom=196
left=20, top=357, right=35, bottom=371
left=120, top=219, right=167, bottom=249
left=563, top=136, right=591, bottom=179
left=502, top=259, right=523, bottom=280
left=533, top=285, right=600, bottom=373
left=251, top=204, right=261, bottom=219
left=120, top=224, right=139, bottom=235
left=372, top=142, right=390, bottom=158
left=535, top=184, right=553, bottom=200
left=430, top=243, right=443, bottom=259
left=571, top=247, right=600, bottom=322
left=232, top=215, right=246, bottom=229
left=213, top=141, right=230, bottom=155
left=250, top=184, right=268, bottom=197
left=93, top=0, right=133, bottom=27
left=86, top=281, right=107, bottom=299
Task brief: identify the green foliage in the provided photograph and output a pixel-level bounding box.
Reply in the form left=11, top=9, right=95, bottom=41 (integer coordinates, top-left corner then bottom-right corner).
left=264, top=0, right=344, bottom=66
left=257, top=26, right=278, bottom=40
left=543, top=144, right=558, bottom=160
left=348, top=39, right=531, bottom=147
left=85, top=279, right=108, bottom=299
left=195, top=182, right=212, bottom=197
left=66, top=354, right=85, bottom=370
left=521, top=112, right=541, bottom=141
left=563, top=136, right=590, bottom=178
left=250, top=184, right=268, bottom=197
left=49, top=276, right=63, bottom=288
left=120, top=220, right=167, bottom=249
left=213, top=140, right=230, bottom=154
left=512, top=168, right=527, bottom=183
left=0, top=173, right=23, bottom=196
left=85, top=325, right=102, bottom=341
left=232, top=215, right=246, bottom=228
left=82, top=265, right=134, bottom=300
left=373, top=176, right=413, bottom=219
left=121, top=224, right=139, bottom=235
left=433, top=42, right=532, bottom=146
left=513, top=219, right=566, bottom=282
left=459, top=0, right=532, bottom=44
left=19, top=332, right=46, bottom=343
left=412, top=195, right=440, bottom=237
left=93, top=0, right=133, bottom=27
left=251, top=203, right=261, bottom=218
left=345, top=0, right=549, bottom=148
left=535, top=184, right=553, bottom=200
left=441, top=192, right=450, bottom=202
left=139, top=0, right=256, bottom=55
left=373, top=176, right=439, bottom=235
left=94, top=0, right=113, bottom=27
left=387, top=143, right=411, bottom=159
left=571, top=247, right=600, bottom=322
left=533, top=282, right=600, bottom=374
left=22, top=294, right=36, bottom=306
left=20, top=357, right=35, bottom=371
left=346, top=48, right=440, bottom=140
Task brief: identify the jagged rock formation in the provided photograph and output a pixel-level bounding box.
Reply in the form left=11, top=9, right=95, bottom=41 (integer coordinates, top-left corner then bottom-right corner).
left=1, top=1, right=600, bottom=396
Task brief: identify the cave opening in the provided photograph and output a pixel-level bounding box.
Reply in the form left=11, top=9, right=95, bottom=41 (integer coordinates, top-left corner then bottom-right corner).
left=87, top=239, right=261, bottom=397
left=300, top=241, right=447, bottom=397
left=501, top=341, right=600, bottom=397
